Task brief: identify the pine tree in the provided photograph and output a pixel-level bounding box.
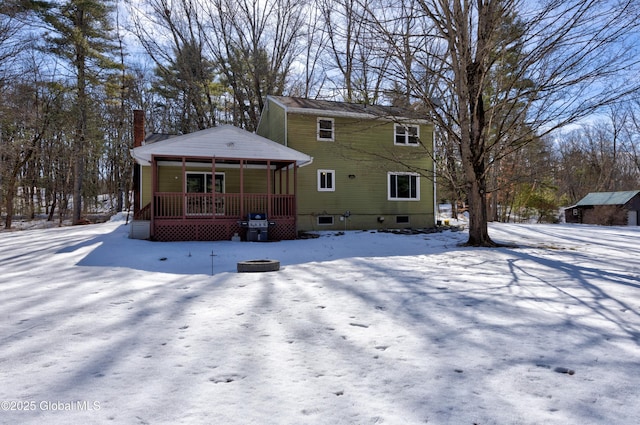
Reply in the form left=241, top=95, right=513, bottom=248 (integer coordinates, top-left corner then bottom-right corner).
left=36, top=0, right=120, bottom=224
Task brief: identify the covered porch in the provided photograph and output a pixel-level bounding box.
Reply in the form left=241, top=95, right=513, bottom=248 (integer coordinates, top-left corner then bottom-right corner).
left=130, top=125, right=312, bottom=241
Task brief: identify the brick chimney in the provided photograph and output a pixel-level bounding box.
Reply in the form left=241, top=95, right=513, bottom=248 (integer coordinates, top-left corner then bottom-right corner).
left=133, top=109, right=145, bottom=147
left=132, top=110, right=144, bottom=215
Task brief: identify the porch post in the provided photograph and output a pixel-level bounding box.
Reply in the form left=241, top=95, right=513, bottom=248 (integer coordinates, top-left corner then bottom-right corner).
left=211, top=157, right=216, bottom=219
left=150, top=155, right=157, bottom=239
left=293, top=163, right=297, bottom=219
left=286, top=163, right=290, bottom=194
left=182, top=157, right=186, bottom=219
left=267, top=160, right=272, bottom=218
left=240, top=159, right=244, bottom=219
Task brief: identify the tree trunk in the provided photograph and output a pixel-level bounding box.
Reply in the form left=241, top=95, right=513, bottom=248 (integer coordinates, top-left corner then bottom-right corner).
left=73, top=154, right=84, bottom=224
left=466, top=175, right=494, bottom=246
left=3, top=143, right=38, bottom=229
left=48, top=196, right=57, bottom=222
left=460, top=131, right=495, bottom=246
left=4, top=179, right=15, bottom=229
left=464, top=0, right=497, bottom=244
left=72, top=6, right=88, bottom=225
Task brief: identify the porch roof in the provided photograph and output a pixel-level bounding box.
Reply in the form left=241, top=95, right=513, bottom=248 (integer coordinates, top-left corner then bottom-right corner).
left=131, top=124, right=313, bottom=167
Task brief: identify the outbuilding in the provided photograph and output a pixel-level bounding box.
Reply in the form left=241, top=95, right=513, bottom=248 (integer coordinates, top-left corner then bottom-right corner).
left=565, top=190, right=640, bottom=225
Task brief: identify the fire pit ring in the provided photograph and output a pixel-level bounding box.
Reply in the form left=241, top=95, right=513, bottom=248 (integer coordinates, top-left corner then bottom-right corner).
left=237, top=259, right=280, bottom=273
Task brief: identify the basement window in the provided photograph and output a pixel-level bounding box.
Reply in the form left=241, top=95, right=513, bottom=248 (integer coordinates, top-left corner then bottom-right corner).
left=396, top=216, right=410, bottom=224
left=317, top=216, right=334, bottom=225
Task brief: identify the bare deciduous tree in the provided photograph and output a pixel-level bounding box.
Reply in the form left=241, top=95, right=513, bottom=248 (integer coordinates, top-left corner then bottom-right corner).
left=204, top=0, right=306, bottom=130
left=0, top=1, right=26, bottom=82
left=128, top=0, right=220, bottom=133
left=288, top=4, right=329, bottom=98
left=555, top=108, right=640, bottom=204
left=320, top=0, right=392, bottom=103
left=370, top=0, right=640, bottom=245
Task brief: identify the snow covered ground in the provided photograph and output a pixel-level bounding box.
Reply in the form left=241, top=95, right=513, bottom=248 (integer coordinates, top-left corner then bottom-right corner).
left=1, top=218, right=639, bottom=425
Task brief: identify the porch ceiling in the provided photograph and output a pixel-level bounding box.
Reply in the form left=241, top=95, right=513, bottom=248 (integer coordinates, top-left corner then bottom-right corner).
left=131, top=124, right=312, bottom=168
left=154, top=158, right=295, bottom=170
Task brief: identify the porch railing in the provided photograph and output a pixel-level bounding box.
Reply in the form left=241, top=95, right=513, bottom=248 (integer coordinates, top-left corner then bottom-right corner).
left=134, top=202, right=151, bottom=221
left=153, top=192, right=295, bottom=219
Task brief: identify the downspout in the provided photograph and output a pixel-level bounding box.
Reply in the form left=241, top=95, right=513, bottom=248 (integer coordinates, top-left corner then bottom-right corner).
left=432, top=126, right=437, bottom=226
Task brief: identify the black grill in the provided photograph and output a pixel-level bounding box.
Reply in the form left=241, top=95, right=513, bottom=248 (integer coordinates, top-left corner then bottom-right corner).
left=241, top=213, right=272, bottom=241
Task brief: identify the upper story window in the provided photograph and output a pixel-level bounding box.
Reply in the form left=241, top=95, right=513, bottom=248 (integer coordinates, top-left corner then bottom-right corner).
left=394, top=124, right=419, bottom=145
left=317, top=118, right=335, bottom=141
left=317, top=169, right=335, bottom=191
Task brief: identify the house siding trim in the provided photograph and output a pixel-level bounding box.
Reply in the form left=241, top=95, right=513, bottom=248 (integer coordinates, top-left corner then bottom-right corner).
left=266, top=95, right=431, bottom=124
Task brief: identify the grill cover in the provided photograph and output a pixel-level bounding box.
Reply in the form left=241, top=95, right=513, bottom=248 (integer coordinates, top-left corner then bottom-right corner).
left=248, top=213, right=266, bottom=220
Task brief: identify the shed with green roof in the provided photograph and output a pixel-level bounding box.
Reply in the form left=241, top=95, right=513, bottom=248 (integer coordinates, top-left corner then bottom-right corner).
left=565, top=190, right=640, bottom=225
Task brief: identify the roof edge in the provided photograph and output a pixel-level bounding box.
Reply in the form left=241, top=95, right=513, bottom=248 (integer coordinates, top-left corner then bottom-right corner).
left=267, top=95, right=431, bottom=124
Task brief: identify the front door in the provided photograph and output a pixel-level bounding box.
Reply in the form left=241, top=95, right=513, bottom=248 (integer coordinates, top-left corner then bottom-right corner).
left=185, top=172, right=224, bottom=215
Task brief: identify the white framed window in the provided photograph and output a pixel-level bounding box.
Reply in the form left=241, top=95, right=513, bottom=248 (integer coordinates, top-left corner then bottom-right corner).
left=317, top=118, right=335, bottom=141
left=317, top=216, right=334, bottom=225
left=394, top=124, right=419, bottom=145
left=388, top=172, right=420, bottom=201
left=317, top=169, right=335, bottom=191
left=185, top=172, right=225, bottom=215
left=185, top=172, right=224, bottom=194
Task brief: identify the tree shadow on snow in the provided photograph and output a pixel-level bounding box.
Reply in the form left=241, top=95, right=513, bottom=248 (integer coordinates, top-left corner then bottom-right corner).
left=73, top=223, right=469, bottom=275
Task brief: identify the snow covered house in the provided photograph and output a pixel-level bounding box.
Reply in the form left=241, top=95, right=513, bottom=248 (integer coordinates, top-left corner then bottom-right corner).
left=565, top=190, right=640, bottom=226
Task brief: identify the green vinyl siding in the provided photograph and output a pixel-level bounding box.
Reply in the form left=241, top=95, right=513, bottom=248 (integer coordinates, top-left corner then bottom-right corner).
left=141, top=166, right=152, bottom=207
left=157, top=166, right=183, bottom=192
left=288, top=114, right=434, bottom=229
left=256, top=101, right=287, bottom=145
left=144, top=164, right=273, bottom=196
left=281, top=110, right=435, bottom=230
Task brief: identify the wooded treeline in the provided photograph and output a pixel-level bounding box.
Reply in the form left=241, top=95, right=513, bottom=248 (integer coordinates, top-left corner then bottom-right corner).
left=1, top=0, right=639, bottom=233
